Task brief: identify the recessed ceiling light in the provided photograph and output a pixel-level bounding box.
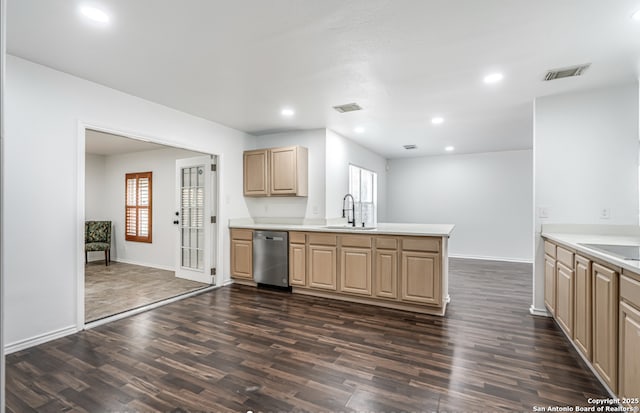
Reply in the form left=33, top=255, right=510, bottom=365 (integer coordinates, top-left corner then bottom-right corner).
left=633, top=9, right=640, bottom=20
left=431, top=117, right=444, bottom=125
left=80, top=6, right=110, bottom=23
left=354, top=127, right=365, bottom=133
left=281, top=108, right=295, bottom=117
left=445, top=146, right=455, bottom=152
left=483, top=73, right=504, bottom=84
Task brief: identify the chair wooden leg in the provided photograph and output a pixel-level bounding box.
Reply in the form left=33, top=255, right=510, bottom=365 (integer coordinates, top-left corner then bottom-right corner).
left=85, top=251, right=88, bottom=264
left=105, top=250, right=108, bottom=266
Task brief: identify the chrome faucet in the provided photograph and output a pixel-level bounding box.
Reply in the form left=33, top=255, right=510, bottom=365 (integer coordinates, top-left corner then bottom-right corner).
left=342, top=194, right=356, bottom=227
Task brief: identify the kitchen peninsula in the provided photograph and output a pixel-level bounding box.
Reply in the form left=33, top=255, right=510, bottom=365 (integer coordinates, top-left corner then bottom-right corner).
left=229, top=220, right=455, bottom=316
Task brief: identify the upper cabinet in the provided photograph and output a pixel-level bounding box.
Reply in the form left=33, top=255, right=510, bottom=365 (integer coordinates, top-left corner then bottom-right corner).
left=244, top=145, right=308, bottom=197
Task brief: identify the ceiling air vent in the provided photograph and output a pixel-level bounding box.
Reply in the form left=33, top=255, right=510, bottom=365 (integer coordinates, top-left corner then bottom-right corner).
left=403, top=144, right=417, bottom=150
left=544, top=63, right=591, bottom=81
left=333, top=102, right=362, bottom=113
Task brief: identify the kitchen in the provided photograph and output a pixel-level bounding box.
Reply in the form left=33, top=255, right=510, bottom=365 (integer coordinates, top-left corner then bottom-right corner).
left=2, top=1, right=640, bottom=411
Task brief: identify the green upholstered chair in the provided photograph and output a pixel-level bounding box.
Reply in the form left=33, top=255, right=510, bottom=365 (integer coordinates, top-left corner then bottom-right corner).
left=85, top=221, right=112, bottom=266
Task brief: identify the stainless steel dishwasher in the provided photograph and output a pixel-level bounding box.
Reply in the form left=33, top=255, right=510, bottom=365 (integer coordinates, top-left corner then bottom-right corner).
left=253, top=230, right=289, bottom=287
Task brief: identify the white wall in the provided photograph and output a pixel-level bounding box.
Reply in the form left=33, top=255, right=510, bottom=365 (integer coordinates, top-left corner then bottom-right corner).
left=532, top=82, right=639, bottom=312
left=4, top=56, right=252, bottom=348
left=84, top=153, right=106, bottom=221
left=246, top=129, right=326, bottom=222
left=86, top=147, right=204, bottom=268
left=325, top=129, right=387, bottom=221
left=387, top=150, right=533, bottom=262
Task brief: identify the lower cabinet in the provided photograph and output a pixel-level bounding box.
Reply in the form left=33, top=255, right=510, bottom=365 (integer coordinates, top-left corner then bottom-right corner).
left=339, top=247, right=372, bottom=296
left=375, top=249, right=398, bottom=299
left=619, top=300, right=640, bottom=402
left=592, top=263, right=618, bottom=392
left=544, top=254, right=556, bottom=316
left=619, top=274, right=640, bottom=403
left=289, top=242, right=306, bottom=286
left=400, top=251, right=441, bottom=306
left=556, top=261, right=574, bottom=338
left=574, top=255, right=592, bottom=359
left=308, top=244, right=337, bottom=290
left=231, top=229, right=253, bottom=280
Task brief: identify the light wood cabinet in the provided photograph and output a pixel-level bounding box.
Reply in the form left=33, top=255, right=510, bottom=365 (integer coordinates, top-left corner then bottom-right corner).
left=400, top=251, right=441, bottom=306
left=619, top=300, right=640, bottom=402
left=574, top=255, right=592, bottom=360
left=556, top=261, right=574, bottom=338
left=308, top=245, right=337, bottom=291
left=544, top=254, right=556, bottom=316
left=289, top=242, right=306, bottom=286
left=243, top=146, right=308, bottom=197
left=592, top=263, right=618, bottom=392
left=619, top=274, right=640, bottom=403
left=243, top=150, right=268, bottom=196
left=339, top=247, right=372, bottom=296
left=375, top=249, right=398, bottom=299
left=230, top=229, right=253, bottom=280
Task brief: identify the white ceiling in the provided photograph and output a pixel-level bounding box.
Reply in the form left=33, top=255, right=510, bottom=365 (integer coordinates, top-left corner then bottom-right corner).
left=8, top=1, right=640, bottom=158
left=85, top=129, right=168, bottom=155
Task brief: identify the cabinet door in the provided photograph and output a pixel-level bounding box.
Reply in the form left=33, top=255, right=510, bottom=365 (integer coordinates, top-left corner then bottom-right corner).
left=244, top=150, right=269, bottom=196
left=231, top=239, right=252, bottom=279
left=375, top=249, right=398, bottom=299
left=619, top=300, right=640, bottom=402
left=556, top=261, right=574, bottom=338
left=308, top=245, right=337, bottom=290
left=289, top=243, right=306, bottom=286
left=544, top=254, right=556, bottom=316
left=593, top=263, right=618, bottom=392
left=339, top=247, right=372, bottom=296
left=270, top=146, right=297, bottom=195
left=574, top=255, right=592, bottom=360
left=400, top=251, right=441, bottom=306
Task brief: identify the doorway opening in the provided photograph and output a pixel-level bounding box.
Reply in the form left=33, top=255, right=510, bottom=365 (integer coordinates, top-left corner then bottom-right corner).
left=81, top=127, right=219, bottom=325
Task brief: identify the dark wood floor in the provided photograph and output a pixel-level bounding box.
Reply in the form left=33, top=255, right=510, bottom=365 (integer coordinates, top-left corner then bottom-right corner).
left=6, top=258, right=607, bottom=412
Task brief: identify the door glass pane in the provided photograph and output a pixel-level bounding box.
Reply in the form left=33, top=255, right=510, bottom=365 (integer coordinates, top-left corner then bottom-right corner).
left=180, top=165, right=205, bottom=270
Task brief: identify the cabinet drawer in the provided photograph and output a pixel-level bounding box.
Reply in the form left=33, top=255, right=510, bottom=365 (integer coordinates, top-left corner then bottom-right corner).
left=402, top=237, right=440, bottom=252
left=231, top=229, right=253, bottom=241
left=557, top=246, right=574, bottom=269
left=289, top=232, right=306, bottom=244
left=375, top=237, right=398, bottom=250
left=340, top=235, right=372, bottom=248
left=544, top=241, right=556, bottom=259
left=621, top=275, right=640, bottom=308
left=308, top=233, right=337, bottom=246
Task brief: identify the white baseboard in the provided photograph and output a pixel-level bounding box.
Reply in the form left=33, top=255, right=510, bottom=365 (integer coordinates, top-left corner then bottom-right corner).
left=449, top=254, right=533, bottom=264
left=529, top=305, right=550, bottom=317
left=108, top=258, right=174, bottom=272
left=5, top=325, right=78, bottom=354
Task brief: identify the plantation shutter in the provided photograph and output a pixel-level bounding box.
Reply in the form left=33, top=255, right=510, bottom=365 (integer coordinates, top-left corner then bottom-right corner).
left=125, top=171, right=152, bottom=243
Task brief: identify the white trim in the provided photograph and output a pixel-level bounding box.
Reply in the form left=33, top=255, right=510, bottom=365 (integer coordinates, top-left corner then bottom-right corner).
left=529, top=305, right=550, bottom=317
left=4, top=325, right=77, bottom=355
left=107, top=258, right=175, bottom=272
left=448, top=253, right=533, bottom=264
left=85, top=285, right=219, bottom=329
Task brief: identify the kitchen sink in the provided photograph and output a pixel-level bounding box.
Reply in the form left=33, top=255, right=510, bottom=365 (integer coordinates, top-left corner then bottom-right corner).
left=324, top=225, right=377, bottom=231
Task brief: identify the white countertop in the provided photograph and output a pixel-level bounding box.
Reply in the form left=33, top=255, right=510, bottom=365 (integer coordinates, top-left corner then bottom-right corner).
left=542, top=230, right=640, bottom=274
left=229, top=221, right=455, bottom=237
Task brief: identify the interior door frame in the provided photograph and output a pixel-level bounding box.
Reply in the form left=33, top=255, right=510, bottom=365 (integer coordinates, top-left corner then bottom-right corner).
left=75, top=121, right=223, bottom=330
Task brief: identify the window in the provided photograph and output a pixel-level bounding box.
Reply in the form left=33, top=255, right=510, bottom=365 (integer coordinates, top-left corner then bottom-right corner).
left=349, top=164, right=377, bottom=227
left=125, top=171, right=152, bottom=243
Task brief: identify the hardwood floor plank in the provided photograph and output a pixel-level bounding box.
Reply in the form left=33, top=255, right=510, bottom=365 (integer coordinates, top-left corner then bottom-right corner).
left=6, top=258, right=609, bottom=412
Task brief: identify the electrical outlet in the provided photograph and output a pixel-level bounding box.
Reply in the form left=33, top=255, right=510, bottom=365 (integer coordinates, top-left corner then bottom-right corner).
left=538, top=207, right=549, bottom=219
left=312, top=205, right=319, bottom=215
left=600, top=208, right=610, bottom=220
